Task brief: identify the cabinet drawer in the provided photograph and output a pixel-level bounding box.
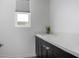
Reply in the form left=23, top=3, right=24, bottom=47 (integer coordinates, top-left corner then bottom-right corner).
left=39, top=39, right=57, bottom=57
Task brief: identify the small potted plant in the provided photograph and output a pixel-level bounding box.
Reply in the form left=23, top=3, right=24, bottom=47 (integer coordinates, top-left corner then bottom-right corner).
left=46, top=26, right=51, bottom=34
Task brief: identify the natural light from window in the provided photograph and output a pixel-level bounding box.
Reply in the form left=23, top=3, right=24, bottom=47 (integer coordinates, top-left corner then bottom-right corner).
left=17, top=13, right=29, bottom=22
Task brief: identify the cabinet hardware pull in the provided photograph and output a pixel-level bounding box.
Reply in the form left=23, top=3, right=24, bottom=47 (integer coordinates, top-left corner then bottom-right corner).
left=43, top=45, right=50, bottom=50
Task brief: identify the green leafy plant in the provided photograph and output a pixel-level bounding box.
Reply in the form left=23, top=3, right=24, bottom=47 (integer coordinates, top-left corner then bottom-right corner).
left=46, top=26, right=51, bottom=34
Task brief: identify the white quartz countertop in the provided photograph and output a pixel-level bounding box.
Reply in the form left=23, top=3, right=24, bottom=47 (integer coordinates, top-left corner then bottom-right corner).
left=36, top=34, right=79, bottom=57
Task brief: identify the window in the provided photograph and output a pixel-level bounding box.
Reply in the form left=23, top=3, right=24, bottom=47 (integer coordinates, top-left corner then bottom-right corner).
left=15, top=0, right=31, bottom=27
left=15, top=12, right=31, bottom=27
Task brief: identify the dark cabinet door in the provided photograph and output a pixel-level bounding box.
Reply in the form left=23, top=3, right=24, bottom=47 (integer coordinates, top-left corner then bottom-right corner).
left=35, top=37, right=42, bottom=57
left=36, top=36, right=57, bottom=58
left=40, top=40, right=56, bottom=58
left=50, top=44, right=77, bottom=58
left=41, top=45, right=48, bottom=58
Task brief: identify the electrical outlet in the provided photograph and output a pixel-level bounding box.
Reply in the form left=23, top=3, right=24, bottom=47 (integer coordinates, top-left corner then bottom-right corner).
left=0, top=44, right=3, bottom=47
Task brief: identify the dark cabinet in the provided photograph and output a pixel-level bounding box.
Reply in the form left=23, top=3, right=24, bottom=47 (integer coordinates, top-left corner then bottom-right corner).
left=35, top=36, right=77, bottom=58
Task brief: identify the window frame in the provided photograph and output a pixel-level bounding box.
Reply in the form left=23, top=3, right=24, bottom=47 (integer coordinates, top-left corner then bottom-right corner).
left=15, top=12, right=31, bottom=27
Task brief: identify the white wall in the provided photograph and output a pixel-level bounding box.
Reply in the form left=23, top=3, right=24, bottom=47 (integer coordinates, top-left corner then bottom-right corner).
left=0, top=0, right=49, bottom=57
left=50, top=0, right=79, bottom=34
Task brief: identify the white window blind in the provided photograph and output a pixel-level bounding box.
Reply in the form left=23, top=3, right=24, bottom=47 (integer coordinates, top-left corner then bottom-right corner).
left=16, top=0, right=30, bottom=12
